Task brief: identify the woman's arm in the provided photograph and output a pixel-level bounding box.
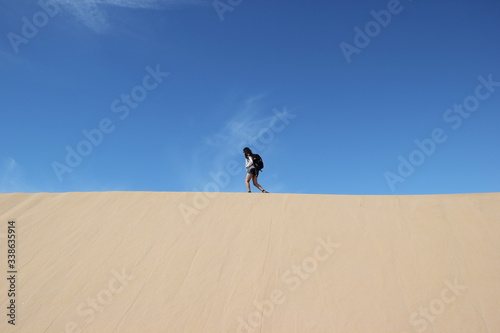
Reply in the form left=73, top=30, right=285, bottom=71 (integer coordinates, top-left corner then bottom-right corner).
left=245, top=156, right=254, bottom=169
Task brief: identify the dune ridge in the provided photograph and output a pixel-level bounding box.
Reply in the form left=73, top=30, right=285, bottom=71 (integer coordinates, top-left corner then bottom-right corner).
left=0, top=191, right=499, bottom=332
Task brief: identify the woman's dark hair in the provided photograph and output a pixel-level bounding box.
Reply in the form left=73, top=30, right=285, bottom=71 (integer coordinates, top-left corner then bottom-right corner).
left=243, top=147, right=252, bottom=157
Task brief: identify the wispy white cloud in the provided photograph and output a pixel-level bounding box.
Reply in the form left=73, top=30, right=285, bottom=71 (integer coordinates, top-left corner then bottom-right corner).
left=200, top=94, right=270, bottom=150
left=187, top=95, right=295, bottom=191
left=199, top=95, right=270, bottom=152
left=0, top=157, right=34, bottom=193
left=54, top=0, right=206, bottom=32
left=56, top=0, right=107, bottom=32
left=96, top=0, right=205, bottom=9
left=184, top=95, right=267, bottom=189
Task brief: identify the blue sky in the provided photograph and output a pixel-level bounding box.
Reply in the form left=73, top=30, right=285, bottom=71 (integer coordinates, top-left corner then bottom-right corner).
left=0, top=0, right=499, bottom=195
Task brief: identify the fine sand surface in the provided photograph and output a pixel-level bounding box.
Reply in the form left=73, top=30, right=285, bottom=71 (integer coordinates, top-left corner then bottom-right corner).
left=0, top=191, right=499, bottom=333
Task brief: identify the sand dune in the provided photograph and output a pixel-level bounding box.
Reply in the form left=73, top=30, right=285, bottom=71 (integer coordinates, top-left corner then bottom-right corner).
left=0, top=191, right=499, bottom=332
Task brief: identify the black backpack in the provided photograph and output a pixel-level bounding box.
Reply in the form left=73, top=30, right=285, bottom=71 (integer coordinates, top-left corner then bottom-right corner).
left=252, top=154, right=264, bottom=171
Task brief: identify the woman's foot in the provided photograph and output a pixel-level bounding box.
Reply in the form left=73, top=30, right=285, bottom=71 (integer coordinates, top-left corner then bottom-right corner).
left=262, top=190, right=269, bottom=193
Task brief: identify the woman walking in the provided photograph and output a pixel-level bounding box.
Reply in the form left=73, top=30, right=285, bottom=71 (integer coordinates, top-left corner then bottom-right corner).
left=243, top=147, right=269, bottom=193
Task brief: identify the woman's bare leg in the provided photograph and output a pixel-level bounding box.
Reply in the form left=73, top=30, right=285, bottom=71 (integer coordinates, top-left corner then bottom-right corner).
left=252, top=175, right=265, bottom=192
left=245, top=173, right=253, bottom=192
